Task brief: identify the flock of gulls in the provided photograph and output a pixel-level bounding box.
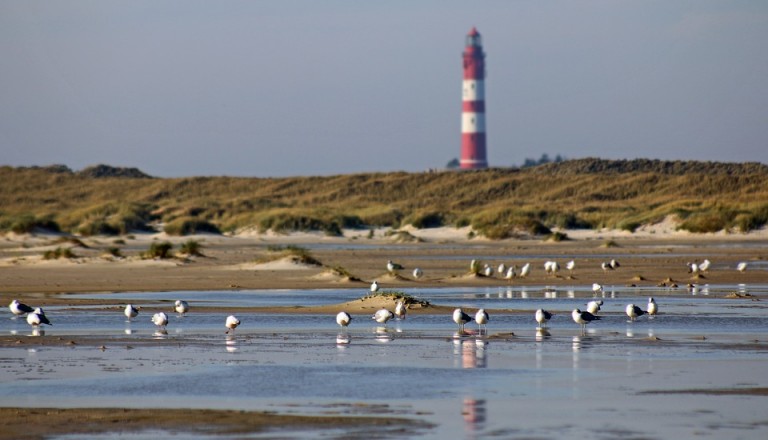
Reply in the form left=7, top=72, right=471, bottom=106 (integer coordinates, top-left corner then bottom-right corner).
left=6, top=257, right=751, bottom=337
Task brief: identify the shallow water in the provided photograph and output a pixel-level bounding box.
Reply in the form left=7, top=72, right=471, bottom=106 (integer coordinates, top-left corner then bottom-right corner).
left=3, top=286, right=768, bottom=439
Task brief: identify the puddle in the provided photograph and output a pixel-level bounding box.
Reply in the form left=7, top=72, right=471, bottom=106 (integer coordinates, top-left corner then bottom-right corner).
left=3, top=286, right=768, bottom=439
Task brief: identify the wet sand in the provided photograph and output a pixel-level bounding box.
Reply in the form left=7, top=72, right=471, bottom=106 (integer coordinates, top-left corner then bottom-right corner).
left=1, top=231, right=767, bottom=438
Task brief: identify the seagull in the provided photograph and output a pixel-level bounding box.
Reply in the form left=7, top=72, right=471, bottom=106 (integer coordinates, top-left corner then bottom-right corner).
left=687, top=262, right=699, bottom=274
left=572, top=308, right=600, bottom=332
left=699, top=259, right=711, bottom=272
left=225, top=315, right=240, bottom=334
left=535, top=309, right=553, bottom=328
left=504, top=266, right=516, bottom=280
left=372, top=308, right=394, bottom=326
left=453, top=308, right=473, bottom=331
left=592, top=283, right=603, bottom=294
left=336, top=311, right=352, bottom=328
left=647, top=298, right=658, bottom=316
left=601, top=262, right=612, bottom=271
left=548, top=261, right=560, bottom=275
left=610, top=259, right=620, bottom=269
left=497, top=263, right=507, bottom=276
left=412, top=268, right=423, bottom=279
left=124, top=304, right=140, bottom=321
left=520, top=263, right=531, bottom=278
left=174, top=300, right=189, bottom=316
left=737, top=262, right=748, bottom=272
left=152, top=312, right=169, bottom=329
left=394, top=300, right=407, bottom=320
left=587, top=300, right=603, bottom=315
left=566, top=260, right=575, bottom=273
left=9, top=300, right=35, bottom=317
left=475, top=309, right=489, bottom=332
left=370, top=280, right=379, bottom=292
left=26, top=307, right=52, bottom=327
left=387, top=260, right=404, bottom=273
left=626, top=304, right=646, bottom=322
left=483, top=264, right=494, bottom=277
left=544, top=261, right=553, bottom=273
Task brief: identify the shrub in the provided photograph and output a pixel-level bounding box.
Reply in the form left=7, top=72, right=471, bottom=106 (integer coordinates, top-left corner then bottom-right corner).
left=164, top=217, right=221, bottom=236
left=43, top=247, right=77, bottom=259
left=2, top=214, right=61, bottom=234
left=679, top=212, right=729, bottom=233
left=143, top=241, right=173, bottom=259
left=548, top=231, right=569, bottom=241
left=179, top=239, right=204, bottom=256
left=408, top=212, right=445, bottom=229
left=104, top=247, right=122, bottom=257
left=618, top=220, right=641, bottom=232
left=78, top=219, right=120, bottom=236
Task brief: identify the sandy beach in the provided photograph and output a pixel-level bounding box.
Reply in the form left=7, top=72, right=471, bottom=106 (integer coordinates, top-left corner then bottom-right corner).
left=1, top=226, right=767, bottom=439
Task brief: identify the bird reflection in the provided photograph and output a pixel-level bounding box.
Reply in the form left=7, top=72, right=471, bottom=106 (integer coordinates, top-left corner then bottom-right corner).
left=463, top=397, right=487, bottom=439
left=153, top=329, right=168, bottom=339
left=31, top=328, right=45, bottom=337
left=225, top=334, right=238, bottom=352
left=375, top=327, right=392, bottom=343
left=452, top=333, right=487, bottom=369
left=535, top=328, right=551, bottom=342
left=336, top=332, right=351, bottom=347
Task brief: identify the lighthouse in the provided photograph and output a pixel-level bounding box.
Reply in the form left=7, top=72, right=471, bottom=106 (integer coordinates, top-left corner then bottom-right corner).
left=460, top=27, right=488, bottom=169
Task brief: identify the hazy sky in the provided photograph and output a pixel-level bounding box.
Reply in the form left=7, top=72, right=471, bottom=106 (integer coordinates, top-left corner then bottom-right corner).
left=1, top=1, right=766, bottom=177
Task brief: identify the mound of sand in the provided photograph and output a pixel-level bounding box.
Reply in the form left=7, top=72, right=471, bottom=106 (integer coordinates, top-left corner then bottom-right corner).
left=232, top=256, right=321, bottom=271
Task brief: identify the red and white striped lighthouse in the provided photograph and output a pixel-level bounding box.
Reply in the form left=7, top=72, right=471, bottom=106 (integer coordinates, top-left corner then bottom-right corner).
left=460, top=27, right=487, bottom=169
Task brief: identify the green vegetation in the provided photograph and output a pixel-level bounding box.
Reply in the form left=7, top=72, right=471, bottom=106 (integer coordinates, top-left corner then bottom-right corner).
left=179, top=239, right=204, bottom=256
left=43, top=247, right=77, bottom=260
left=1, top=159, right=767, bottom=239
left=143, top=241, right=174, bottom=259
left=263, top=245, right=322, bottom=266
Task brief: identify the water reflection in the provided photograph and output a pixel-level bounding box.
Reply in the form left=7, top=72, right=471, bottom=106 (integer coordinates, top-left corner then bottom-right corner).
left=225, top=334, right=238, bottom=353
left=462, top=397, right=487, bottom=439
left=535, top=328, right=551, bottom=342
left=375, top=327, right=393, bottom=343
left=153, top=329, right=168, bottom=339
left=31, top=328, right=45, bottom=337
left=336, top=332, right=351, bottom=348
left=452, top=333, right=487, bottom=369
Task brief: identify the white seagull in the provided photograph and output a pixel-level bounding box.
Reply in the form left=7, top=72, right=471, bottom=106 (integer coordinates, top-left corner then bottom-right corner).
left=737, top=262, right=748, bottom=272
left=504, top=266, right=516, bottom=280
left=27, top=307, right=52, bottom=327
left=9, top=300, right=35, bottom=317
left=497, top=263, right=507, bottom=276
left=647, top=298, right=658, bottom=316
left=225, top=315, right=240, bottom=334
left=336, top=311, right=352, bottom=328
left=412, top=268, right=423, bottom=279
left=475, top=309, right=489, bottom=332
left=587, top=300, right=603, bottom=315
left=124, top=304, right=140, bottom=321
left=572, top=309, right=600, bottom=332
left=152, top=312, right=169, bottom=329
left=687, top=262, right=699, bottom=274
left=370, top=280, right=380, bottom=292
left=387, top=260, right=404, bottom=273
left=601, top=262, right=612, bottom=271
left=520, top=263, right=531, bottom=278
left=394, top=300, right=407, bottom=320
left=452, top=308, right=473, bottom=331
left=372, top=308, right=394, bottom=326
left=610, top=259, right=620, bottom=269
left=174, top=300, right=189, bottom=316
left=592, top=283, right=604, bottom=294
left=566, top=260, right=575, bottom=273
left=625, top=304, right=646, bottom=322
left=535, top=309, right=553, bottom=328
left=483, top=264, right=494, bottom=277
left=699, top=259, right=711, bottom=272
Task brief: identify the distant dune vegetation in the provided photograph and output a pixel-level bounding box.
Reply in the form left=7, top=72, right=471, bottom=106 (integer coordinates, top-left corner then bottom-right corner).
left=1, top=159, right=767, bottom=238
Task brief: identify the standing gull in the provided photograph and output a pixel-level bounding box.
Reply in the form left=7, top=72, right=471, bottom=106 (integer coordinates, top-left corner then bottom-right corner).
left=625, top=304, right=646, bottom=322
left=27, top=307, right=52, bottom=327
left=412, top=268, right=423, bottom=279
left=370, top=280, right=380, bottom=293
left=394, top=301, right=407, bottom=320
left=124, top=304, right=140, bottom=321
left=535, top=309, right=553, bottom=328
left=566, top=260, right=575, bottom=274
left=475, top=309, right=489, bottom=333
left=736, top=262, right=748, bottom=272
left=174, top=300, right=189, bottom=316
left=572, top=309, right=600, bottom=332
left=152, top=312, right=169, bottom=330
left=336, top=311, right=352, bottom=328
left=9, top=300, right=35, bottom=317
left=225, top=315, right=240, bottom=334
left=586, top=300, right=603, bottom=315
left=592, top=283, right=604, bottom=295
left=647, top=298, right=658, bottom=316
left=452, top=308, right=473, bottom=332
left=372, top=309, right=394, bottom=326
left=387, top=260, right=404, bottom=273
left=520, top=263, right=531, bottom=278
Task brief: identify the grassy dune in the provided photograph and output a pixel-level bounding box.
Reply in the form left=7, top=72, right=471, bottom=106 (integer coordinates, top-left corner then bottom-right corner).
left=1, top=159, right=767, bottom=237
